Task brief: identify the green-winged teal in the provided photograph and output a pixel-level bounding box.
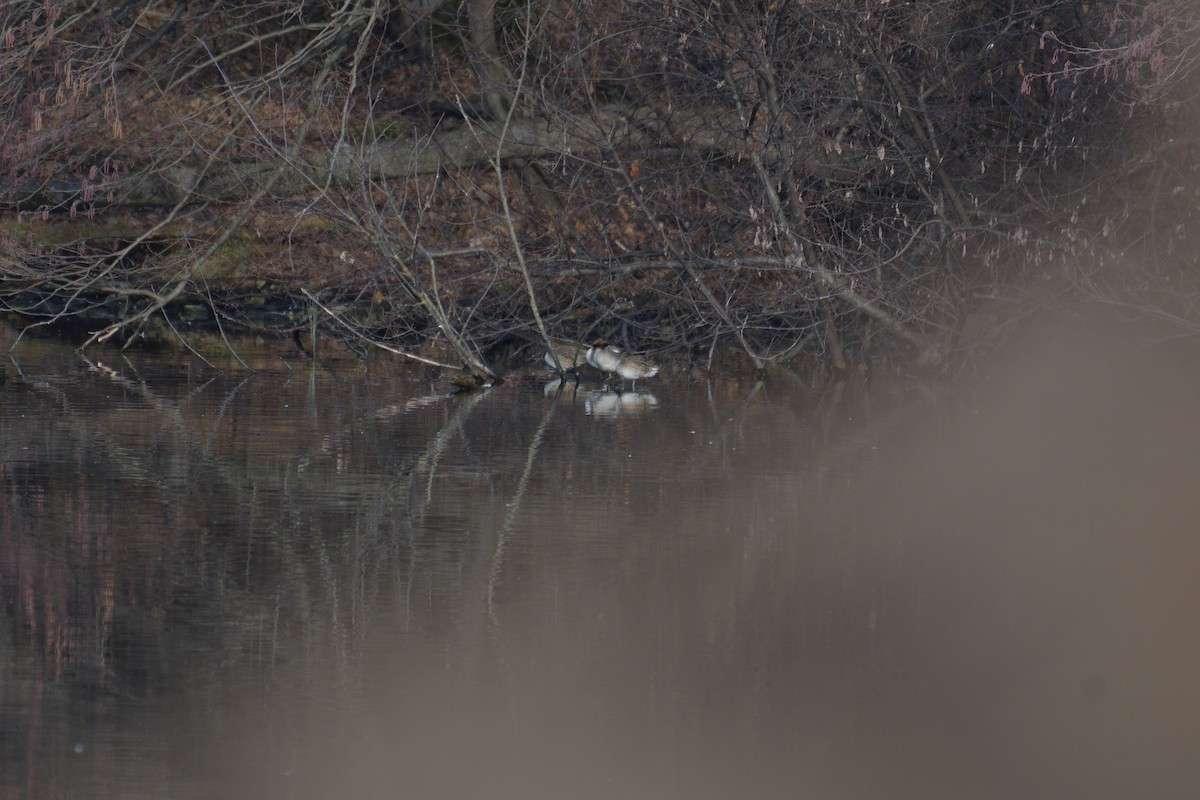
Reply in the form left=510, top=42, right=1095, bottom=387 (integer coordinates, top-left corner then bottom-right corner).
left=543, top=338, right=590, bottom=373
left=585, top=343, right=660, bottom=388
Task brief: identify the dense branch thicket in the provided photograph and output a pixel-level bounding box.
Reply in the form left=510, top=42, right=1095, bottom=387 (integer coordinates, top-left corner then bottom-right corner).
left=1, top=0, right=1197, bottom=373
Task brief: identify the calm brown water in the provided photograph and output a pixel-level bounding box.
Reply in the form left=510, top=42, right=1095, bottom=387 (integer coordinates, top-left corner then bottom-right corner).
left=3, top=325, right=1199, bottom=799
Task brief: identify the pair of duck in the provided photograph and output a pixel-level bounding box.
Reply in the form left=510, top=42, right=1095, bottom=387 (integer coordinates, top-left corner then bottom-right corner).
left=543, top=337, right=660, bottom=387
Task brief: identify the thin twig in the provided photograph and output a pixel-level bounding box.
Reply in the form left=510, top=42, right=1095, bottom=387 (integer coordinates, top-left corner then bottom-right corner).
left=300, top=288, right=459, bottom=369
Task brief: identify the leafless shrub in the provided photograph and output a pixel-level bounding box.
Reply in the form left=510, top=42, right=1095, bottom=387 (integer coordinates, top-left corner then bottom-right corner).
left=1, top=1, right=1196, bottom=368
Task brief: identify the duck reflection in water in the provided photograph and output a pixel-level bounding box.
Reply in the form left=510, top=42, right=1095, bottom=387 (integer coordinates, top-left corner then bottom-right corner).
left=585, top=342, right=660, bottom=390
left=584, top=389, right=659, bottom=418
left=543, top=381, right=658, bottom=417
left=544, top=377, right=584, bottom=398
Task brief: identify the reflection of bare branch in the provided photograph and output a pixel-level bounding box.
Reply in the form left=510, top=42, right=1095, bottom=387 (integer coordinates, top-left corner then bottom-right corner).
left=487, top=399, right=556, bottom=620
left=409, top=388, right=491, bottom=515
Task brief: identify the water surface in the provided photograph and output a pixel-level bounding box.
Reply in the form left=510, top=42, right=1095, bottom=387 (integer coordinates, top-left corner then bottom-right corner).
left=3, top=326, right=1199, bottom=799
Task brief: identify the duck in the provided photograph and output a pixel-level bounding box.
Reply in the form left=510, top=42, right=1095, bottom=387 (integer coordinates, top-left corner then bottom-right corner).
left=585, top=342, right=660, bottom=389
left=543, top=337, right=590, bottom=374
